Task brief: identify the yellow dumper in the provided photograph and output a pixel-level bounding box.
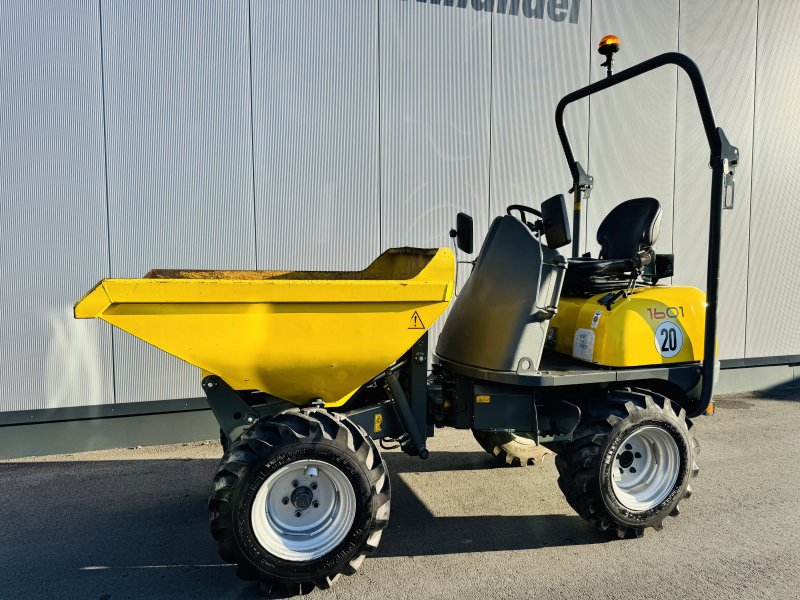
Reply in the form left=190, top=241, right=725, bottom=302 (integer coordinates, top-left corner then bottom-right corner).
left=75, top=45, right=737, bottom=596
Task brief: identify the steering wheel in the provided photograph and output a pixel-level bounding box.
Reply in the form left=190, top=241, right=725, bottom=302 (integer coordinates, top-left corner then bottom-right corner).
left=506, top=204, right=542, bottom=227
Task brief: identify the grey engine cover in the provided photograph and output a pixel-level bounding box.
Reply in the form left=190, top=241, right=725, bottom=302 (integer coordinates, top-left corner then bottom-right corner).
left=436, top=215, right=566, bottom=373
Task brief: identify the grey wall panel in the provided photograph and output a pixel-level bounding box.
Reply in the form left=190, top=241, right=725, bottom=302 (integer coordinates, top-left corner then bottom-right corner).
left=490, top=0, right=592, bottom=231
left=747, top=0, right=800, bottom=357
left=380, top=1, right=491, bottom=353
left=0, top=0, right=114, bottom=412
left=102, top=0, right=254, bottom=402
left=586, top=0, right=679, bottom=257
left=4, top=0, right=799, bottom=424
left=252, top=1, right=379, bottom=271
left=381, top=0, right=490, bottom=249
left=672, top=0, right=757, bottom=360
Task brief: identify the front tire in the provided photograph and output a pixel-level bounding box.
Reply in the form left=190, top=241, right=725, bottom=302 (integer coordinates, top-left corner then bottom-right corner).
left=555, top=389, right=698, bottom=538
left=208, top=408, right=390, bottom=594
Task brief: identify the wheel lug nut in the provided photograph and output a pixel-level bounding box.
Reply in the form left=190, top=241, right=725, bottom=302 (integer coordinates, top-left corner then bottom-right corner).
left=282, top=497, right=289, bottom=505
left=311, top=483, right=318, bottom=490
left=292, top=480, right=299, bottom=488
left=312, top=500, right=319, bottom=508
left=634, top=452, right=642, bottom=458
left=295, top=511, right=302, bottom=518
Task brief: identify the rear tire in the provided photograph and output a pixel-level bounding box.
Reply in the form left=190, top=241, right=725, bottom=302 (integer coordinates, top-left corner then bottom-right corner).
left=208, top=408, right=390, bottom=593
left=472, top=430, right=550, bottom=466
left=555, top=389, right=698, bottom=538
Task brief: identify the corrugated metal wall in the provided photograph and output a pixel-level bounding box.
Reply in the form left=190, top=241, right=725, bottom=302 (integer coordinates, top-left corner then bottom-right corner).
left=1, top=0, right=114, bottom=411
left=101, top=0, right=255, bottom=404
left=1, top=0, right=797, bottom=413
left=586, top=0, right=679, bottom=260
left=748, top=0, right=800, bottom=357
left=252, top=2, right=380, bottom=271
left=673, top=0, right=758, bottom=362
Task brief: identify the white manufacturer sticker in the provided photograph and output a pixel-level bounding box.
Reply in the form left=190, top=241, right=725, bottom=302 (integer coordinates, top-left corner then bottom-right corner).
left=591, top=310, right=603, bottom=329
left=654, top=321, right=684, bottom=358
left=573, top=328, right=595, bottom=362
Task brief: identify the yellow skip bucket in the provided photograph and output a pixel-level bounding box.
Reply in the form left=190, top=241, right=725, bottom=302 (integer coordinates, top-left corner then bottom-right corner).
left=75, top=248, right=454, bottom=407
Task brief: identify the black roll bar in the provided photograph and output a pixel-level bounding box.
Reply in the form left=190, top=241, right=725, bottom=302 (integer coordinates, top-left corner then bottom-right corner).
left=555, top=52, right=739, bottom=417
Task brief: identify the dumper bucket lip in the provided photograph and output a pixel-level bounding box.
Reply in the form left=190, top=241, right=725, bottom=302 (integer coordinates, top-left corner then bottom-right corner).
left=74, top=279, right=452, bottom=318
left=74, top=247, right=455, bottom=319
left=74, top=281, right=113, bottom=319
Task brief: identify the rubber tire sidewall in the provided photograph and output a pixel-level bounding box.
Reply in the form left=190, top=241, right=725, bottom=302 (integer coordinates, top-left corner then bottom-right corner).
left=598, top=414, right=691, bottom=529
left=230, top=441, right=376, bottom=582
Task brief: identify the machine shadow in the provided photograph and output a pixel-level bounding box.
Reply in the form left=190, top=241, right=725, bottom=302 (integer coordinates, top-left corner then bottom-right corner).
left=377, top=450, right=609, bottom=557
left=715, top=381, right=800, bottom=406
left=0, top=449, right=608, bottom=599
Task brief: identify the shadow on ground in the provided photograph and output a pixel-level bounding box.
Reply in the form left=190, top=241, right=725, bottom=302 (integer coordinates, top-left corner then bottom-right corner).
left=716, top=380, right=800, bottom=404
left=0, top=448, right=605, bottom=600
left=378, top=451, right=605, bottom=557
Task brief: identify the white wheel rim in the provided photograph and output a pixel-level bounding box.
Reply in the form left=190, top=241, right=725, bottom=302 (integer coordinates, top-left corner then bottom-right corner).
left=250, top=459, right=356, bottom=561
left=611, top=426, right=681, bottom=511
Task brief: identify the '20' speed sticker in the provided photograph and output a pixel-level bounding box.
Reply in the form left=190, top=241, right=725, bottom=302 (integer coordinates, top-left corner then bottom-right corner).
left=654, top=321, right=684, bottom=358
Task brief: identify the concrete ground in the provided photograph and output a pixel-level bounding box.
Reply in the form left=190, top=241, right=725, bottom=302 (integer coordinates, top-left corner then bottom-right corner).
left=1, top=389, right=798, bottom=600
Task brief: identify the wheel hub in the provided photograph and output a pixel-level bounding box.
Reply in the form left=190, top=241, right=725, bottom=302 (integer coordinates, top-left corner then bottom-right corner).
left=611, top=425, right=681, bottom=512
left=290, top=486, right=313, bottom=510
left=617, top=449, right=635, bottom=469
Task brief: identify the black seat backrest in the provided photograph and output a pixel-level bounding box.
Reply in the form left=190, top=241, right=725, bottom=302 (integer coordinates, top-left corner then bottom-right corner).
left=597, top=198, right=662, bottom=259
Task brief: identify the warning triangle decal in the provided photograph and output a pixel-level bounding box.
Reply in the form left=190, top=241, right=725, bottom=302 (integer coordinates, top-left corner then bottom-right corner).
left=408, top=311, right=425, bottom=330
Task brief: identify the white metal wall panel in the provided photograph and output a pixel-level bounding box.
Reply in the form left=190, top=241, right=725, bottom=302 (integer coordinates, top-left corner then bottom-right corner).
left=747, top=0, right=800, bottom=357
left=672, top=0, right=757, bottom=360
left=380, top=0, right=490, bottom=248
left=4, top=1, right=799, bottom=419
left=380, top=0, right=491, bottom=353
left=251, top=1, right=379, bottom=271
left=490, top=0, right=592, bottom=229
left=0, top=0, right=114, bottom=412
left=586, top=0, right=679, bottom=257
left=102, top=0, right=254, bottom=403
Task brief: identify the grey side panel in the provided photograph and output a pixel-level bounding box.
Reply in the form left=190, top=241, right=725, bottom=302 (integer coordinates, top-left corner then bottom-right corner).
left=586, top=1, right=679, bottom=257
left=436, top=216, right=565, bottom=372
left=102, top=1, right=254, bottom=402
left=0, top=409, right=218, bottom=460
left=746, top=0, right=800, bottom=357
left=490, top=0, right=591, bottom=228
left=251, top=1, right=379, bottom=271
left=0, top=1, right=114, bottom=412
left=672, top=0, right=757, bottom=360
left=715, top=364, right=798, bottom=396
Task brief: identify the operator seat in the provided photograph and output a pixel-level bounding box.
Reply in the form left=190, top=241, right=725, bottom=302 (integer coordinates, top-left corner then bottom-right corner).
left=562, top=197, right=671, bottom=296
